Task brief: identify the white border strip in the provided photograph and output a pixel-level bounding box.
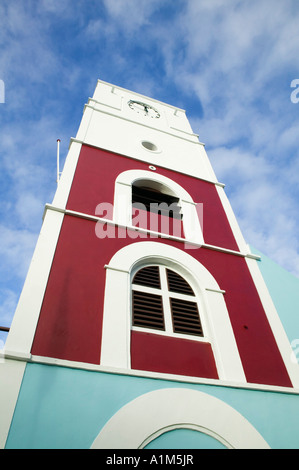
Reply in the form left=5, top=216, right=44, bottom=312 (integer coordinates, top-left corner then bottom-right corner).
left=4, top=209, right=65, bottom=358
left=0, top=359, right=27, bottom=449
left=68, top=138, right=226, bottom=187
left=44, top=203, right=261, bottom=260
left=2, top=352, right=298, bottom=395
left=245, top=256, right=299, bottom=389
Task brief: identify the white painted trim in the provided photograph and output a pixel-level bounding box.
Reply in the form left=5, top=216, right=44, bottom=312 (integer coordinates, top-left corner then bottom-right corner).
left=215, top=185, right=249, bottom=254
left=4, top=209, right=64, bottom=357
left=90, top=388, right=270, bottom=449
left=206, top=287, right=226, bottom=294
left=5, top=141, right=81, bottom=356
left=101, top=267, right=131, bottom=370
left=83, top=101, right=200, bottom=145
left=7, top=353, right=298, bottom=395
left=0, top=359, right=27, bottom=449
left=245, top=256, right=299, bottom=388
left=69, top=137, right=226, bottom=187
left=52, top=140, right=82, bottom=209
left=100, top=242, right=246, bottom=383
left=115, top=169, right=197, bottom=201
left=104, top=265, right=130, bottom=274
left=44, top=203, right=261, bottom=260
left=75, top=103, right=95, bottom=143
left=131, top=326, right=211, bottom=344
left=4, top=141, right=82, bottom=357
left=140, top=423, right=231, bottom=449
left=96, top=79, right=187, bottom=113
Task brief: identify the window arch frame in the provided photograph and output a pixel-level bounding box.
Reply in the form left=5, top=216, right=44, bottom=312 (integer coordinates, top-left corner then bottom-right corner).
left=100, top=242, right=246, bottom=384
left=113, top=169, right=204, bottom=246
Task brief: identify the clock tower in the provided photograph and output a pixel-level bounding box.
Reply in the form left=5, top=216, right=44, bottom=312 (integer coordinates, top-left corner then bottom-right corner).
left=1, top=80, right=299, bottom=449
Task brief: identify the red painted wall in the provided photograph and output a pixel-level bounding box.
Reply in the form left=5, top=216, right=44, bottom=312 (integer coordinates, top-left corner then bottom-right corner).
left=132, top=208, right=184, bottom=238
left=31, top=145, right=292, bottom=387
left=66, top=145, right=239, bottom=251
left=131, top=331, right=218, bottom=379
left=195, top=249, right=292, bottom=387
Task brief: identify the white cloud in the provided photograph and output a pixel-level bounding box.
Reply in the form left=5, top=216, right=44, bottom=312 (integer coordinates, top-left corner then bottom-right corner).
left=0, top=288, right=18, bottom=327
left=0, top=225, right=38, bottom=281
left=102, top=0, right=162, bottom=31
left=85, top=18, right=109, bottom=39
left=38, top=0, right=73, bottom=14
left=206, top=146, right=272, bottom=184
left=0, top=3, right=56, bottom=83
left=0, top=288, right=18, bottom=348
left=0, top=115, right=61, bottom=236
left=15, top=193, right=45, bottom=229
left=208, top=145, right=299, bottom=276
left=155, top=0, right=299, bottom=278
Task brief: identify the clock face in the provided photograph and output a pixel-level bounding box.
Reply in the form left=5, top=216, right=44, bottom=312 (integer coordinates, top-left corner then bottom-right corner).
left=128, top=100, right=160, bottom=118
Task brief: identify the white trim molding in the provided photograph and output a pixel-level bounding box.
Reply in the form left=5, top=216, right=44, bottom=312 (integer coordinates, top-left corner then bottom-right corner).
left=91, top=388, right=270, bottom=449
left=0, top=359, right=27, bottom=449
left=21, top=353, right=299, bottom=394
left=245, top=256, right=299, bottom=389
left=52, top=140, right=82, bottom=210
left=4, top=209, right=65, bottom=358
left=100, top=241, right=246, bottom=383
left=214, top=185, right=249, bottom=254
left=44, top=202, right=261, bottom=260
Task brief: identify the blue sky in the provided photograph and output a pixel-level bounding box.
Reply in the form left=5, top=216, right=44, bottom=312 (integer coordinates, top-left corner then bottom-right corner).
left=0, top=0, right=299, bottom=345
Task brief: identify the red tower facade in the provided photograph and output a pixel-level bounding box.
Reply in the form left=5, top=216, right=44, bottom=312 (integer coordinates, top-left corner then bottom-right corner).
left=5, top=80, right=298, bottom=389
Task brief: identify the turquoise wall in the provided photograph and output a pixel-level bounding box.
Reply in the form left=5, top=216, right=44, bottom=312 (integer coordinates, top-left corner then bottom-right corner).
left=6, top=249, right=299, bottom=449
left=6, top=362, right=299, bottom=449
left=251, top=246, right=299, bottom=362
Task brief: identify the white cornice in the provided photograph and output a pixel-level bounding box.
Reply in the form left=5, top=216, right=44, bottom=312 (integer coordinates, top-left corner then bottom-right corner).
left=68, top=138, right=225, bottom=187
left=43, top=203, right=261, bottom=261
left=2, top=351, right=298, bottom=396
left=96, top=79, right=187, bottom=113
left=83, top=100, right=202, bottom=144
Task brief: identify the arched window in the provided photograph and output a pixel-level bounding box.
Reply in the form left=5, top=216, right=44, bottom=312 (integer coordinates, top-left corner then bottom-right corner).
left=113, top=170, right=204, bottom=246
left=100, top=241, right=246, bottom=383
left=132, top=265, right=204, bottom=338
left=131, top=180, right=183, bottom=237
left=132, top=180, right=182, bottom=219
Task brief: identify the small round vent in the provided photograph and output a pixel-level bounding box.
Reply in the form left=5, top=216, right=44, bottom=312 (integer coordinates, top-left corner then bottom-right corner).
left=141, top=141, right=158, bottom=152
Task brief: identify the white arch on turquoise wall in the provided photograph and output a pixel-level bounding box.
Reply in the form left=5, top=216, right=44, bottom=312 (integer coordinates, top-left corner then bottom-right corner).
left=91, top=388, right=270, bottom=449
